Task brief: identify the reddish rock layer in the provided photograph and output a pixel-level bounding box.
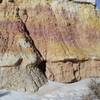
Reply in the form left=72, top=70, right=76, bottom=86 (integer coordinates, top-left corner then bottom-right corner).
left=0, top=0, right=100, bottom=83
left=0, top=1, right=47, bottom=93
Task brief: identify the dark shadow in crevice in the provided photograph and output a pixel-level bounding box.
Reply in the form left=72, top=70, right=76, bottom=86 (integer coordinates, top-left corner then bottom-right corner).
left=21, top=20, right=47, bottom=77
left=67, top=79, right=79, bottom=84
left=38, top=60, right=47, bottom=77
left=0, top=0, right=2, bottom=3
left=22, top=21, right=44, bottom=60
left=52, top=58, right=88, bottom=64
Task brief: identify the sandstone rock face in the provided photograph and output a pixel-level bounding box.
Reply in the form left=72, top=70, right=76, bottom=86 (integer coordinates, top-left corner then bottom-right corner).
left=0, top=0, right=100, bottom=83
left=0, top=1, right=47, bottom=93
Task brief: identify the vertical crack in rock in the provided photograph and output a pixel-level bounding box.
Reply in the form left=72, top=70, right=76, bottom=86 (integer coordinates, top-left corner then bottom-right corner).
left=72, top=61, right=81, bottom=83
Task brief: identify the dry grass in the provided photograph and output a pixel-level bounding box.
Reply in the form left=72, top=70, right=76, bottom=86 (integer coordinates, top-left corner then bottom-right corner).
left=82, top=78, right=100, bottom=100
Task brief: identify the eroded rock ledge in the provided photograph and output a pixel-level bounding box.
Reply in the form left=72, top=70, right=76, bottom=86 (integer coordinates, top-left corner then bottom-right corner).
left=46, top=58, right=100, bottom=83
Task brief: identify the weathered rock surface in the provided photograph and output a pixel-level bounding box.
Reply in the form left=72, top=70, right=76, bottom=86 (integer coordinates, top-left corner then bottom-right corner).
left=0, top=0, right=100, bottom=83
left=0, top=1, right=47, bottom=93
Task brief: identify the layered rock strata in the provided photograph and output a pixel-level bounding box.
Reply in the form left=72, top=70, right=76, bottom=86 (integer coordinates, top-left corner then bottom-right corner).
left=0, top=0, right=100, bottom=83
left=0, top=1, right=47, bottom=93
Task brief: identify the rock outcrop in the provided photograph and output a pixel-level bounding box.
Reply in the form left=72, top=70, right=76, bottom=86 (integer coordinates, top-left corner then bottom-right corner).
left=0, top=1, right=47, bottom=93
left=0, top=0, right=100, bottom=84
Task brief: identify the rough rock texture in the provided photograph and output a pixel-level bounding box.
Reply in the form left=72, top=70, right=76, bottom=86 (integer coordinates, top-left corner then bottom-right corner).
left=0, top=0, right=100, bottom=83
left=0, top=1, right=47, bottom=93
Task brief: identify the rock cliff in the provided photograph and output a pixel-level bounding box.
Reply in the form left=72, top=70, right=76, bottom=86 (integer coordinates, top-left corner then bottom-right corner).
left=0, top=0, right=47, bottom=93
left=0, top=0, right=100, bottom=85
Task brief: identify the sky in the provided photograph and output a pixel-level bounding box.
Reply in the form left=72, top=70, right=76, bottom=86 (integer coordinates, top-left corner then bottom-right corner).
left=96, top=0, right=100, bottom=9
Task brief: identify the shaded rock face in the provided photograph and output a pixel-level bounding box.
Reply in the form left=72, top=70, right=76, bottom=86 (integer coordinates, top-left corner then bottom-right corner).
left=0, top=0, right=100, bottom=83
left=0, top=1, right=47, bottom=93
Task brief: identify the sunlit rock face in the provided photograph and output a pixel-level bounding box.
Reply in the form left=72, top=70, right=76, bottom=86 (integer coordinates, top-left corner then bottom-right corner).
left=0, top=1, right=47, bottom=93
left=0, top=0, right=100, bottom=83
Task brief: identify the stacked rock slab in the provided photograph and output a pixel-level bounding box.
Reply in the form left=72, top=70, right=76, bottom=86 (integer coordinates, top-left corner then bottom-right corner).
left=0, top=1, right=47, bottom=93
